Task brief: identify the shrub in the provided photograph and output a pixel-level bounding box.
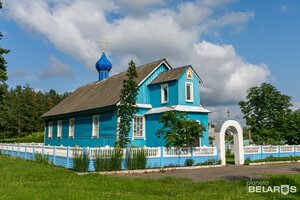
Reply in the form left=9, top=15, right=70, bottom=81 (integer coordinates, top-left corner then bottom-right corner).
left=184, top=158, right=194, bottom=166
left=126, top=148, right=147, bottom=170
left=34, top=153, right=50, bottom=165
left=195, top=158, right=221, bottom=166
left=94, top=156, right=111, bottom=171
left=110, top=148, right=123, bottom=171
left=73, top=148, right=90, bottom=172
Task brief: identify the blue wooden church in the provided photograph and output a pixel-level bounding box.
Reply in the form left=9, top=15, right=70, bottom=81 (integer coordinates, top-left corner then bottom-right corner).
left=42, top=51, right=210, bottom=147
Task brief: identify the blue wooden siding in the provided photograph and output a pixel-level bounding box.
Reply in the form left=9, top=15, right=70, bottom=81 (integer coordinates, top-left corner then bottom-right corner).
left=45, top=111, right=117, bottom=147
left=177, top=67, right=201, bottom=106
left=149, top=80, right=178, bottom=108
left=136, top=64, right=168, bottom=104
left=186, top=112, right=209, bottom=146
left=145, top=112, right=209, bottom=147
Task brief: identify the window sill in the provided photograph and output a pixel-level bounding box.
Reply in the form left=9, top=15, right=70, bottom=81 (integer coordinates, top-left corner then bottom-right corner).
left=133, top=136, right=146, bottom=140
left=185, top=100, right=194, bottom=103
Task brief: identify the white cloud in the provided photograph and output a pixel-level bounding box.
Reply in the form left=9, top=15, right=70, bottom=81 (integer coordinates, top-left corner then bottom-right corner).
left=39, top=56, right=74, bottom=79
left=292, top=102, right=300, bottom=111
left=3, top=0, right=270, bottom=111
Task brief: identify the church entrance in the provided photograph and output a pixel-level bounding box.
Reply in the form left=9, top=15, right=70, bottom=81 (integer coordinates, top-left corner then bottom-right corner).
left=215, top=120, right=244, bottom=165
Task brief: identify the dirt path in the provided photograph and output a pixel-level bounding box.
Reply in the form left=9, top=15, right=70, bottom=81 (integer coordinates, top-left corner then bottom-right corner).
left=116, top=163, right=300, bottom=182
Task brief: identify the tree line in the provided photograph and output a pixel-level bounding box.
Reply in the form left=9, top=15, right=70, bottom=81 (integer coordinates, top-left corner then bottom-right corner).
left=0, top=85, right=69, bottom=139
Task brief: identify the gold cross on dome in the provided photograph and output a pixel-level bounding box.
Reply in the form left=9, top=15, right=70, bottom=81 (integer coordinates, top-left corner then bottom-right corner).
left=99, top=38, right=109, bottom=52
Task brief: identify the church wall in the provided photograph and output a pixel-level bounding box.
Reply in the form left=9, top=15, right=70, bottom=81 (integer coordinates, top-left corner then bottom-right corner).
left=44, top=111, right=117, bottom=147
left=177, top=67, right=201, bottom=106
left=148, top=80, right=178, bottom=108
left=136, top=64, right=168, bottom=104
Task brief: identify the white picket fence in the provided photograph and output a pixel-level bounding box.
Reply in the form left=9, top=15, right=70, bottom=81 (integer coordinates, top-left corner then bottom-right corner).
left=0, top=143, right=217, bottom=159
left=244, top=145, right=300, bottom=154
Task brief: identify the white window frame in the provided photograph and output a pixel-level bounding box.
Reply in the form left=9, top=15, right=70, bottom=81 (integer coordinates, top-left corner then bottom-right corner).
left=185, top=82, right=194, bottom=102
left=92, top=115, right=100, bottom=138
left=69, top=118, right=75, bottom=138
left=57, top=120, right=62, bottom=139
left=161, top=83, right=169, bottom=104
left=196, top=120, right=202, bottom=146
left=48, top=122, right=53, bottom=139
left=132, top=115, right=145, bottom=139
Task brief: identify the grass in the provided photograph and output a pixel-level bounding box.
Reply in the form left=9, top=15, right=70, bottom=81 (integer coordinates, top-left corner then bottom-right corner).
left=226, top=153, right=235, bottom=164
left=0, top=132, right=44, bottom=143
left=0, top=155, right=300, bottom=199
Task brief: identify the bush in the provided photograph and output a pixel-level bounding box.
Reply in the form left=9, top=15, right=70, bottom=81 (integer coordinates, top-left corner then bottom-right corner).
left=94, top=156, right=111, bottom=171
left=110, top=148, right=123, bottom=171
left=126, top=148, right=147, bottom=170
left=184, top=158, right=194, bottom=166
left=195, top=158, right=221, bottom=166
left=73, top=148, right=90, bottom=172
left=245, top=155, right=300, bottom=164
left=34, top=153, right=50, bottom=165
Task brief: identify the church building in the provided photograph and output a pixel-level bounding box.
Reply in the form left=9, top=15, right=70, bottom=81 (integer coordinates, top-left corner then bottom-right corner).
left=42, top=50, right=210, bottom=147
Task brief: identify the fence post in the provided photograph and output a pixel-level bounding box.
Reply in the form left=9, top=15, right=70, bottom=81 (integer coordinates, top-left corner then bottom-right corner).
left=160, top=146, right=164, bottom=168
left=42, top=145, right=44, bottom=157
left=25, top=144, right=27, bottom=159
left=66, top=146, right=70, bottom=168
left=6, top=143, right=8, bottom=155
left=278, top=145, right=280, bottom=158
left=190, top=146, right=194, bottom=160
left=294, top=145, right=296, bottom=156
left=33, top=146, right=35, bottom=161
left=53, top=146, right=56, bottom=165
left=12, top=143, right=14, bottom=156
left=260, top=145, right=263, bottom=159
left=17, top=143, right=20, bottom=157
left=1, top=143, right=3, bottom=154
left=215, top=146, right=219, bottom=161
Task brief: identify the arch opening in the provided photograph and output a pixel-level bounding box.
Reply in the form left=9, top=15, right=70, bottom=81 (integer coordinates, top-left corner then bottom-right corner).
left=215, top=120, right=244, bottom=165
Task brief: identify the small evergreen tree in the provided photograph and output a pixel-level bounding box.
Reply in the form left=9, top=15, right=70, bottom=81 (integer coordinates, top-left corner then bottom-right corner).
left=116, top=60, right=138, bottom=148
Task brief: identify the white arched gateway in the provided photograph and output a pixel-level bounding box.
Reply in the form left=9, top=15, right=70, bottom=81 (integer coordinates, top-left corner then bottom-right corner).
left=215, top=119, right=244, bottom=165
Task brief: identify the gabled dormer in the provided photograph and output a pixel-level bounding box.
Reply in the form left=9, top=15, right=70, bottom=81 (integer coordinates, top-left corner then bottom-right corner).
left=148, top=65, right=203, bottom=108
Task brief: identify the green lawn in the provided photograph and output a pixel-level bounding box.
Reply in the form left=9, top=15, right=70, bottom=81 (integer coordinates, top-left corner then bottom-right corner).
left=0, top=155, right=299, bottom=200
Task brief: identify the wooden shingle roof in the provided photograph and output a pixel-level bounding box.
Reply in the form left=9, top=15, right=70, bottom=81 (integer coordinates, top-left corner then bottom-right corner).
left=150, top=66, right=189, bottom=85
left=42, top=59, right=168, bottom=118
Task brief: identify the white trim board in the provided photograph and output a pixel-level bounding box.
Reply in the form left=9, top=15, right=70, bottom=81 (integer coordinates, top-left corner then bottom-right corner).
left=145, top=105, right=211, bottom=115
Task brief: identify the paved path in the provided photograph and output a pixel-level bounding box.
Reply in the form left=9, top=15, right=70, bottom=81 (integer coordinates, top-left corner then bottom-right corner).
left=117, top=163, right=300, bottom=182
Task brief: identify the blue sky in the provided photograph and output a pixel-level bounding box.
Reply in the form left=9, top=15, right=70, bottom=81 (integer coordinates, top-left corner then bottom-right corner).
left=1, top=0, right=299, bottom=122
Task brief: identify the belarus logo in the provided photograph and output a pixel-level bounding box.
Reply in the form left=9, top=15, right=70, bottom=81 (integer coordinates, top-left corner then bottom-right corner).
left=281, top=185, right=290, bottom=195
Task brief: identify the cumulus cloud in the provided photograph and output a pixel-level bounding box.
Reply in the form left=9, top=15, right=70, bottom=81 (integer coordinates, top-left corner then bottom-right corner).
left=39, top=56, right=74, bottom=79
left=3, top=0, right=271, bottom=122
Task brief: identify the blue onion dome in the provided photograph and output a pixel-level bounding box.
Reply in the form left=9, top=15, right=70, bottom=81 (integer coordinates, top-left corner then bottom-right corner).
left=95, top=52, right=112, bottom=72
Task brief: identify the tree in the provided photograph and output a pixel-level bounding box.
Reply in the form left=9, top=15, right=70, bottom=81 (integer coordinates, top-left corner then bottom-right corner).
left=0, top=2, right=10, bottom=102
left=282, top=109, right=300, bottom=145
left=156, top=111, right=206, bottom=148
left=239, top=83, right=292, bottom=144
left=116, top=60, right=138, bottom=148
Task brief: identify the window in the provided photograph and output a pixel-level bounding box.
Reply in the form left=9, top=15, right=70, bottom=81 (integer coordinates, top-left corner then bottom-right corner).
left=185, top=82, right=194, bottom=102
left=92, top=115, right=99, bottom=138
left=133, top=116, right=145, bottom=138
left=69, top=118, right=75, bottom=138
left=161, top=83, right=168, bottom=103
left=57, top=120, right=62, bottom=138
left=48, top=122, right=53, bottom=139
